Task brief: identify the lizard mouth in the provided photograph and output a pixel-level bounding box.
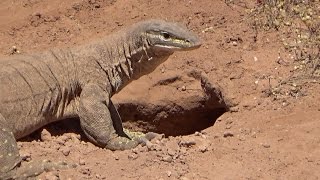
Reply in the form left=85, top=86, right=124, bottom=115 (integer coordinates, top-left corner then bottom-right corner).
left=154, top=42, right=202, bottom=51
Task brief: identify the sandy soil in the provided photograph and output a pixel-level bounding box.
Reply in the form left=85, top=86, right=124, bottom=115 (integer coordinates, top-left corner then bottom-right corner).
left=0, top=0, right=319, bottom=179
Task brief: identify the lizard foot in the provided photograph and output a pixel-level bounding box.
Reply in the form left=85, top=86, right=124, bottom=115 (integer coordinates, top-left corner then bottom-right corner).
left=105, top=129, right=161, bottom=150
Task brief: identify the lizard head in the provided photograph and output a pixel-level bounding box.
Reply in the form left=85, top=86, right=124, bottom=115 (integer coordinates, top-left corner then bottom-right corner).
left=135, top=19, right=202, bottom=52
left=125, top=20, right=202, bottom=80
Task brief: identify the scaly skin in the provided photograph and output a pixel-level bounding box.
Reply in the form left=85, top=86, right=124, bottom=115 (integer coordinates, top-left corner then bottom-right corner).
left=0, top=19, right=201, bottom=179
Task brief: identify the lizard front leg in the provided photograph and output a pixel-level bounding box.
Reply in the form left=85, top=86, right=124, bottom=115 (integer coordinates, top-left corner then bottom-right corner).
left=78, top=83, right=155, bottom=150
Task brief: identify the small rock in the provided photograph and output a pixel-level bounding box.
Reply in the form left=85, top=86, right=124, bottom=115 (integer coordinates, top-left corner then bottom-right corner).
left=20, top=152, right=32, bottom=162
left=238, top=136, right=246, bottom=141
left=70, top=134, right=81, bottom=143
left=162, top=155, right=173, bottom=163
left=128, top=153, right=139, bottom=160
left=40, top=129, right=52, bottom=142
left=202, top=26, right=214, bottom=33
left=167, top=148, right=176, bottom=156
left=223, top=131, right=234, bottom=138
left=96, top=174, right=103, bottom=179
left=194, top=131, right=201, bottom=136
left=229, top=106, right=239, bottom=112
left=166, top=171, right=172, bottom=177
left=179, top=137, right=196, bottom=147
left=232, top=41, right=238, bottom=46
left=146, top=141, right=161, bottom=151
left=79, top=159, right=86, bottom=166
left=261, top=143, right=270, bottom=148
left=112, top=154, right=119, bottom=160
left=181, top=85, right=186, bottom=91
left=198, top=143, right=209, bottom=153
left=56, top=135, right=71, bottom=145
left=80, top=167, right=91, bottom=175
left=61, top=147, right=71, bottom=156
left=10, top=46, right=20, bottom=55
left=131, top=148, right=138, bottom=154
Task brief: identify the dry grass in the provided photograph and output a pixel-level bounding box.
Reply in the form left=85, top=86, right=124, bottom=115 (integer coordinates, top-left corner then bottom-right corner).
left=247, top=0, right=320, bottom=99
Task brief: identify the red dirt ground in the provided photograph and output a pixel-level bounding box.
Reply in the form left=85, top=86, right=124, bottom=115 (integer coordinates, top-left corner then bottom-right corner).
left=0, top=0, right=319, bottom=179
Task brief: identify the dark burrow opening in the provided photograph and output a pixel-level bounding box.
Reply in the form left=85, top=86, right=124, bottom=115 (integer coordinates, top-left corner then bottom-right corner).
left=122, top=106, right=227, bottom=137
left=118, top=75, right=230, bottom=136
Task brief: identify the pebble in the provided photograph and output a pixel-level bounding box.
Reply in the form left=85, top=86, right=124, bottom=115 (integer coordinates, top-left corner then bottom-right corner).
left=112, top=154, right=119, bottom=160
left=232, top=41, right=238, bottom=46
left=40, top=129, right=52, bottom=142
left=229, top=106, right=239, bottom=112
left=146, top=141, right=161, bottom=151
left=167, top=148, right=176, bottom=156
left=179, top=137, right=196, bottom=147
left=61, top=147, right=71, bottom=156
left=128, top=153, right=139, bottom=160
left=166, top=171, right=172, bottom=177
left=21, top=152, right=32, bottom=162
left=79, top=159, right=86, bottom=166
left=223, top=131, right=234, bottom=138
left=198, top=143, right=209, bottom=153
left=162, top=155, right=173, bottom=163
left=261, top=143, right=270, bottom=148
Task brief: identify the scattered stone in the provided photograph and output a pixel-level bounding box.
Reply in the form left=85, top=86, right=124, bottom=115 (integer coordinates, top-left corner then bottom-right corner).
left=261, top=143, right=270, bottom=148
left=80, top=167, right=91, bottom=175
left=112, top=154, right=119, bottom=160
left=79, top=159, right=86, bottom=166
left=229, top=106, right=239, bottom=112
left=181, top=85, right=187, bottom=91
left=232, top=41, right=238, bottom=46
left=20, top=152, right=32, bottom=162
left=166, top=171, right=172, bottom=177
left=202, top=26, right=214, bottom=33
left=128, top=153, right=139, bottom=160
left=61, top=147, right=71, bottom=156
left=167, top=148, right=176, bottom=156
left=198, top=142, right=210, bottom=153
left=179, top=137, right=196, bottom=147
left=10, top=46, right=20, bottom=55
left=40, top=129, right=52, bottom=142
left=56, top=135, right=71, bottom=145
left=162, top=155, right=173, bottom=163
left=223, top=131, right=234, bottom=138
left=96, top=174, right=103, bottom=179
left=238, top=136, right=246, bottom=141
left=146, top=141, right=161, bottom=151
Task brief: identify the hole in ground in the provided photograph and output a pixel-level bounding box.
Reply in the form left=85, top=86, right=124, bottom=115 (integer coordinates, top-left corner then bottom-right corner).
left=123, top=107, right=227, bottom=136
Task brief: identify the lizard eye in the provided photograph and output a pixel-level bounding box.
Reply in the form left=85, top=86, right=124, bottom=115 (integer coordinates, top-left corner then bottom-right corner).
left=161, top=32, right=170, bottom=39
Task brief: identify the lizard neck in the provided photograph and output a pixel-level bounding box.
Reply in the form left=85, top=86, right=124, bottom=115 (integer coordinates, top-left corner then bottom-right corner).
left=83, top=30, right=173, bottom=94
